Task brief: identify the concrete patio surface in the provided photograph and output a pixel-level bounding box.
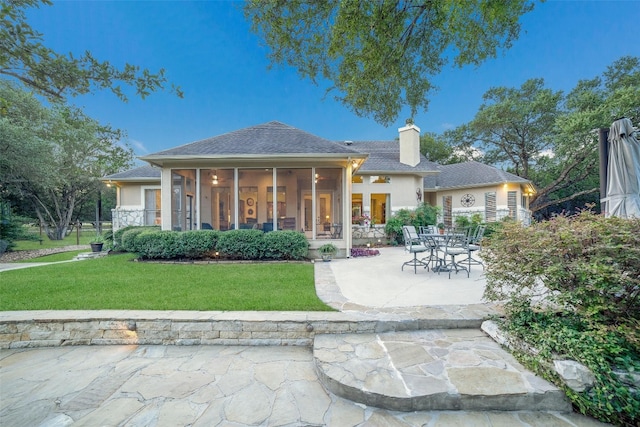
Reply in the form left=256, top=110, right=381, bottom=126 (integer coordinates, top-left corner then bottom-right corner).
left=0, top=247, right=611, bottom=426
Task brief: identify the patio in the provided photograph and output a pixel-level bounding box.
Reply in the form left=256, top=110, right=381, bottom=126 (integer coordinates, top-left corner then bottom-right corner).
left=328, top=246, right=488, bottom=307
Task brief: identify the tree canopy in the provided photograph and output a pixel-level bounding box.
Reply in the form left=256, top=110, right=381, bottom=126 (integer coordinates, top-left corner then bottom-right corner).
left=244, top=0, right=536, bottom=125
left=441, top=56, right=640, bottom=217
left=0, top=0, right=182, bottom=102
left=0, top=80, right=133, bottom=239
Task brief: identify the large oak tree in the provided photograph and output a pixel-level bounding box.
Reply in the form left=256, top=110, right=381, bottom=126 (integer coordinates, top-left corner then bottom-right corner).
left=0, top=81, right=133, bottom=239
left=443, top=56, right=640, bottom=217
left=244, top=0, right=536, bottom=125
left=1, top=0, right=182, bottom=102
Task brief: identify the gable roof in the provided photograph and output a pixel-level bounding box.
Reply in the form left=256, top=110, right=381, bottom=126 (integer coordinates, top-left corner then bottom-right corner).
left=348, top=141, right=439, bottom=174
left=104, top=165, right=160, bottom=181
left=426, top=161, right=530, bottom=190
left=140, top=121, right=363, bottom=165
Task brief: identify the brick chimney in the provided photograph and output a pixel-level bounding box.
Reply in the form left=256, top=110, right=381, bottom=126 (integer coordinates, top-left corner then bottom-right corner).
left=399, top=123, right=420, bottom=166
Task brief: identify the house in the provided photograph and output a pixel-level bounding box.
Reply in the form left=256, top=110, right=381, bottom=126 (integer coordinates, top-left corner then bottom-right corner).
left=425, top=161, right=535, bottom=227
left=104, top=121, right=534, bottom=254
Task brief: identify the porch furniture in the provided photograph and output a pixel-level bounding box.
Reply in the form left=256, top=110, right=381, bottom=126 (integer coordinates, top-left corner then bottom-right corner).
left=401, top=226, right=429, bottom=274
left=419, top=234, right=441, bottom=271
left=263, top=223, right=274, bottom=232
left=458, top=225, right=486, bottom=271
left=201, top=222, right=213, bottom=230
left=331, top=223, right=343, bottom=239
left=281, top=217, right=296, bottom=230
left=439, top=231, right=470, bottom=279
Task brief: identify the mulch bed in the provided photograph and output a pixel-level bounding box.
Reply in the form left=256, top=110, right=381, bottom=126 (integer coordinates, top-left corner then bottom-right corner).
left=0, top=245, right=89, bottom=262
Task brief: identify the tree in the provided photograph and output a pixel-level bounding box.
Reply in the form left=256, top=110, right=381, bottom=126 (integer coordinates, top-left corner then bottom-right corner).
left=420, top=131, right=467, bottom=164
left=443, top=57, right=640, bottom=217
left=0, top=81, right=133, bottom=239
left=1, top=0, right=182, bottom=102
left=244, top=0, right=536, bottom=126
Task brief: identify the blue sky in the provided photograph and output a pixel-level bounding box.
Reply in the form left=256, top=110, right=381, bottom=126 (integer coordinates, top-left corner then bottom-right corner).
left=27, top=0, right=640, bottom=159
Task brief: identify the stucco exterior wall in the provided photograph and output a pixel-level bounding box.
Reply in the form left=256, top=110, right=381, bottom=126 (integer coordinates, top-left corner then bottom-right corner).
left=352, top=174, right=423, bottom=219
left=119, top=183, right=143, bottom=206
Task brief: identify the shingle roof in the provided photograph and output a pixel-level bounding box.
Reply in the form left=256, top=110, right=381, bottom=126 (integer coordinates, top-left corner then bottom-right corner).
left=143, top=121, right=361, bottom=158
left=348, top=141, right=439, bottom=173
left=104, top=165, right=160, bottom=180
left=426, top=161, right=530, bottom=189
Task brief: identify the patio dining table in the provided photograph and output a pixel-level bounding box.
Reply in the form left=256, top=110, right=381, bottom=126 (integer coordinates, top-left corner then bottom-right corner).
left=418, top=232, right=468, bottom=274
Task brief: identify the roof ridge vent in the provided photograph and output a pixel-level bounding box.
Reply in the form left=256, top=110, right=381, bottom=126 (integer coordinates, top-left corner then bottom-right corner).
left=344, top=140, right=353, bottom=145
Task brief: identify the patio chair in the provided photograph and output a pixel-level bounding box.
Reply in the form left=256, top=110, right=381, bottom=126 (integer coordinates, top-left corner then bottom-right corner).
left=420, top=234, right=441, bottom=271
left=201, top=222, right=213, bottom=230
left=439, top=231, right=470, bottom=279
left=458, top=225, right=486, bottom=271
left=331, top=223, right=343, bottom=239
left=401, top=226, right=429, bottom=274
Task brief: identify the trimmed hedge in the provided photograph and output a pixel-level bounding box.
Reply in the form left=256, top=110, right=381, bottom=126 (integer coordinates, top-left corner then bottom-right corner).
left=262, top=231, right=309, bottom=260
left=111, top=226, right=159, bottom=252
left=116, top=228, right=308, bottom=261
left=216, top=229, right=265, bottom=260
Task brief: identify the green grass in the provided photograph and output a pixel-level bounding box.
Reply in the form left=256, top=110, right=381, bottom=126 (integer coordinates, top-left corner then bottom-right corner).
left=17, top=250, right=86, bottom=263
left=13, top=229, right=105, bottom=250
left=0, top=254, right=332, bottom=311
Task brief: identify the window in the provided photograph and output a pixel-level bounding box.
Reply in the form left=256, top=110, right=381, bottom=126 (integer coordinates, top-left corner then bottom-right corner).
left=371, top=193, right=389, bottom=224
left=352, top=175, right=363, bottom=183
left=508, top=191, right=517, bottom=220
left=370, top=175, right=391, bottom=184
left=144, top=189, right=161, bottom=226
left=352, top=193, right=363, bottom=224
left=443, top=195, right=452, bottom=227
left=485, top=192, right=496, bottom=222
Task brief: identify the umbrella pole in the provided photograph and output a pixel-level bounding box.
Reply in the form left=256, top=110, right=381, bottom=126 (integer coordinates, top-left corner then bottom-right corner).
left=598, top=128, right=609, bottom=215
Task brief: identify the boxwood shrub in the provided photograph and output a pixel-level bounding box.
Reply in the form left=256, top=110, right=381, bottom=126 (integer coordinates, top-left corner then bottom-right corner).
left=120, top=227, right=155, bottom=253
left=216, top=229, right=265, bottom=260
left=134, top=230, right=182, bottom=259
left=115, top=228, right=309, bottom=261
left=180, top=230, right=219, bottom=258
left=262, top=231, right=309, bottom=260
left=112, top=225, right=159, bottom=252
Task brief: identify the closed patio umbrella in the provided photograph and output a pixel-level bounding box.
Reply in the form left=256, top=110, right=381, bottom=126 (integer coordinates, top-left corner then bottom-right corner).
left=605, top=117, right=640, bottom=218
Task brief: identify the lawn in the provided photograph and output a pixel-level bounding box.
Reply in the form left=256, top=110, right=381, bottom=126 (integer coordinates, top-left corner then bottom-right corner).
left=0, top=254, right=332, bottom=311
left=12, top=227, right=103, bottom=250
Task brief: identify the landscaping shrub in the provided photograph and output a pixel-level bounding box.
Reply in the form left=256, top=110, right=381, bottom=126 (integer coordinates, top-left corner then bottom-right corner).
left=112, top=225, right=159, bottom=252
left=134, top=230, right=183, bottom=259
left=484, top=211, right=640, bottom=323
left=261, top=231, right=308, bottom=260
left=216, top=229, right=265, bottom=260
left=179, top=230, right=219, bottom=258
left=384, top=203, right=440, bottom=244
left=483, top=210, right=640, bottom=426
left=120, top=227, right=155, bottom=253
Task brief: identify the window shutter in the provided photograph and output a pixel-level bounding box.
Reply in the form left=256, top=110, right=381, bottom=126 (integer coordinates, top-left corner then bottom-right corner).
left=485, top=192, right=496, bottom=222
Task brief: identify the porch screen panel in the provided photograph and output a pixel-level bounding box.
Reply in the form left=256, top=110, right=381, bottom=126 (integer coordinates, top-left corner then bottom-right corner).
left=293, top=169, right=312, bottom=237
left=144, top=189, right=161, bottom=226
left=508, top=191, right=517, bottom=220
left=316, top=168, right=343, bottom=239
left=276, top=168, right=295, bottom=231
left=172, top=169, right=196, bottom=231
left=238, top=168, right=271, bottom=229
left=442, top=195, right=452, bottom=228
left=485, top=192, right=497, bottom=222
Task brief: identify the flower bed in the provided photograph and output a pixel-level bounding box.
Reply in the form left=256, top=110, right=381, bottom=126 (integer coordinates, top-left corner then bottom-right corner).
left=350, top=248, right=380, bottom=257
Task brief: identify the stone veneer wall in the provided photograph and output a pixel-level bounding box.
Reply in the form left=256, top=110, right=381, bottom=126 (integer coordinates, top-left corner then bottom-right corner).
left=112, top=208, right=145, bottom=231
left=0, top=312, right=483, bottom=349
